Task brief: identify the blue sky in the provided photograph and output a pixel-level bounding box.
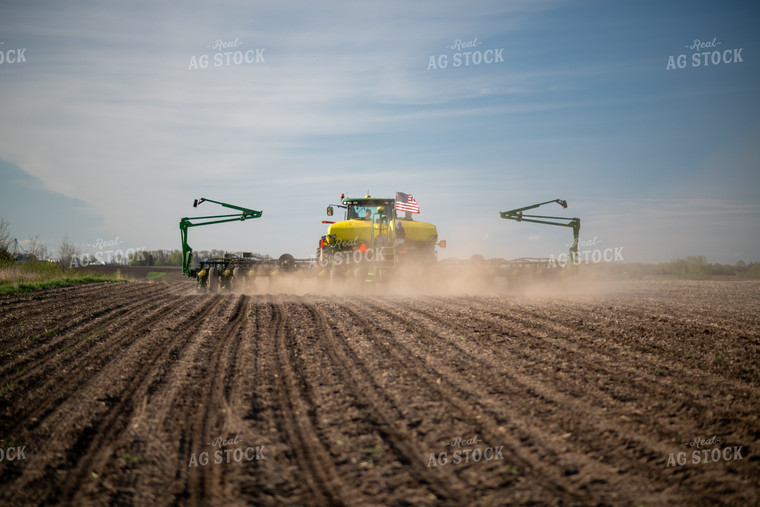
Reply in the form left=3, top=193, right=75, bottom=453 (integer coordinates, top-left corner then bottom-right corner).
left=0, top=0, right=758, bottom=263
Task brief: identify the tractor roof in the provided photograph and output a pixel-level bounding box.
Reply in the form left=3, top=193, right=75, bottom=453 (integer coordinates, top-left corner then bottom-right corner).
left=341, top=196, right=394, bottom=205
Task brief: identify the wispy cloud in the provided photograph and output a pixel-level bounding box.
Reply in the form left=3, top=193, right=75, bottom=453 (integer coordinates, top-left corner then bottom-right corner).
left=0, top=1, right=757, bottom=262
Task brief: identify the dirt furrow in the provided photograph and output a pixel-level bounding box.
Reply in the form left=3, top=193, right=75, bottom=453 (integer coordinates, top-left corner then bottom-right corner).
left=343, top=297, right=637, bottom=505
left=0, top=281, right=132, bottom=318
left=183, top=295, right=251, bottom=506
left=302, top=297, right=468, bottom=505
left=71, top=293, right=248, bottom=506
left=266, top=295, right=348, bottom=506
left=453, top=296, right=760, bottom=428
left=229, top=296, right=309, bottom=505
left=0, top=287, right=199, bottom=436
left=430, top=295, right=758, bottom=416
left=599, top=281, right=760, bottom=328
left=368, top=297, right=699, bottom=503
left=0, top=282, right=152, bottom=341
left=0, top=283, right=175, bottom=380
left=0, top=282, right=156, bottom=352
left=434, top=296, right=758, bottom=425
left=416, top=296, right=759, bottom=503
left=536, top=299, right=760, bottom=383
left=63, top=293, right=228, bottom=505
left=0, top=280, right=757, bottom=505
left=0, top=288, right=222, bottom=504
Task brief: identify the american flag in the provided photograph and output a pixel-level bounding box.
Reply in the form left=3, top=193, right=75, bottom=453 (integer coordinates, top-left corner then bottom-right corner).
left=395, top=192, right=420, bottom=214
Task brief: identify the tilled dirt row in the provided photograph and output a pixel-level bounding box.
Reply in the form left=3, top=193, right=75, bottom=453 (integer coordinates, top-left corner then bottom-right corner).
left=0, top=280, right=758, bottom=505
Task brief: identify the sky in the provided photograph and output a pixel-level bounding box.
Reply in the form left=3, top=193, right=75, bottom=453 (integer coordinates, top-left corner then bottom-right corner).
left=0, top=0, right=758, bottom=264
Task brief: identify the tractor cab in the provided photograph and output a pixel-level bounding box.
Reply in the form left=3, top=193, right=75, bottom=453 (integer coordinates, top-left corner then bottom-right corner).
left=324, top=196, right=396, bottom=250
left=328, top=196, right=395, bottom=222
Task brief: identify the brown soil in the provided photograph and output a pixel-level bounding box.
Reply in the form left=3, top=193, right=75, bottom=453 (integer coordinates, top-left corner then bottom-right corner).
left=0, top=280, right=758, bottom=505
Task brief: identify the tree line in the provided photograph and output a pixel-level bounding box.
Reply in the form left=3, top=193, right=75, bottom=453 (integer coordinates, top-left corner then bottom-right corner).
left=1, top=218, right=758, bottom=278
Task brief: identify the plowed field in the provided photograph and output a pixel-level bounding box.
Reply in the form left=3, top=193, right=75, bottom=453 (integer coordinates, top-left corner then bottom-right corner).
left=0, top=280, right=758, bottom=505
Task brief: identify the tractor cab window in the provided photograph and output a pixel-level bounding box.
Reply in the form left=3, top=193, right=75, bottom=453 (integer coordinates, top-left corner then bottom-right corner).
left=349, top=205, right=372, bottom=220
left=347, top=201, right=393, bottom=220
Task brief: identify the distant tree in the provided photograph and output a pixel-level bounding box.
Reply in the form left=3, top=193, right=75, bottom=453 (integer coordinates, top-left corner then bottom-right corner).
left=169, top=249, right=182, bottom=266
left=666, top=258, right=685, bottom=277
left=681, top=256, right=711, bottom=280
left=131, top=252, right=154, bottom=266
left=26, top=236, right=48, bottom=261
left=741, top=263, right=760, bottom=279
left=0, top=219, right=12, bottom=262
left=57, top=234, right=81, bottom=268
left=0, top=247, right=12, bottom=262
left=0, top=218, right=11, bottom=252
left=129, top=249, right=184, bottom=266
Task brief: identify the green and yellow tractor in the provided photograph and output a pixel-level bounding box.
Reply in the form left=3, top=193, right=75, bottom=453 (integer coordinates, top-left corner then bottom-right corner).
left=316, top=194, right=445, bottom=282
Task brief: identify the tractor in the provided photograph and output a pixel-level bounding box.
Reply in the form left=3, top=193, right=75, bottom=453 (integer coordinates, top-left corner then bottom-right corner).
left=317, top=193, right=445, bottom=283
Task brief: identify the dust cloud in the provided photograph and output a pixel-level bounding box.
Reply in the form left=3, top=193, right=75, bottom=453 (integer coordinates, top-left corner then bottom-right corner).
left=222, top=260, right=618, bottom=298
